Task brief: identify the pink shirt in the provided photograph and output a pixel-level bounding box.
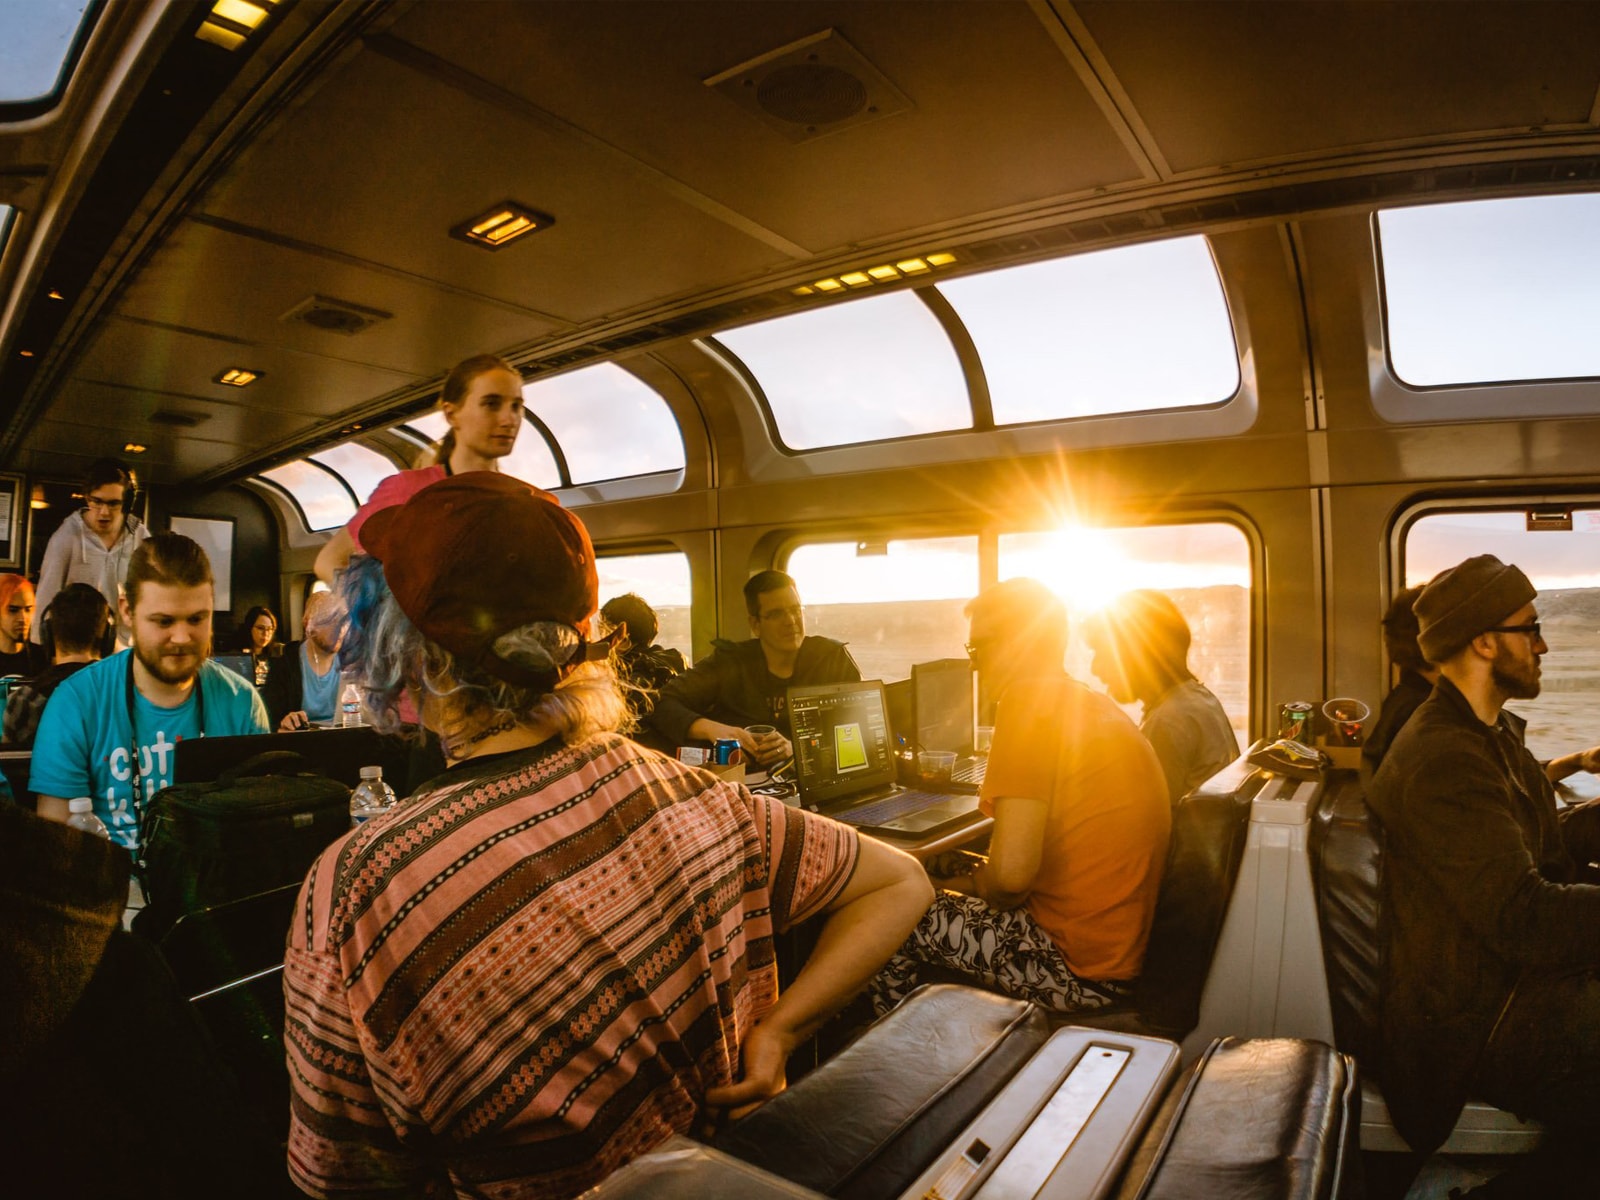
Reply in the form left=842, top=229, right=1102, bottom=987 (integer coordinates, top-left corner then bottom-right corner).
left=347, top=466, right=447, bottom=551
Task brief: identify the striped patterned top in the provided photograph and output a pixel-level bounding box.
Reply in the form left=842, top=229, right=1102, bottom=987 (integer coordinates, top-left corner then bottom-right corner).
left=284, top=733, right=859, bottom=1199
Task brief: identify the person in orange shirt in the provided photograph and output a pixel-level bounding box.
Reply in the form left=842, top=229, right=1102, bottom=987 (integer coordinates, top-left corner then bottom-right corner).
left=869, top=577, right=1171, bottom=1015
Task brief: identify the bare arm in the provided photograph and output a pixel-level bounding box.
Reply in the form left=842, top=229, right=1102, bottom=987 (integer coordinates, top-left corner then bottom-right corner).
left=38, top=795, right=70, bottom=824
left=688, top=717, right=791, bottom=766
left=704, top=836, right=932, bottom=1116
left=938, top=794, right=1048, bottom=910
left=1547, top=745, right=1600, bottom=783
left=313, top=526, right=355, bottom=584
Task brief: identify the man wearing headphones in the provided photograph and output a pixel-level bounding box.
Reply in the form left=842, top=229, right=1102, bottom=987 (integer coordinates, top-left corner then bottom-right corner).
left=1, top=584, right=114, bottom=750
left=33, top=459, right=150, bottom=650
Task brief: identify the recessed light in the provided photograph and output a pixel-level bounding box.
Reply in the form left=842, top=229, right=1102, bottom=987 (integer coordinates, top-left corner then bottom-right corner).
left=47, top=290, right=64, bottom=301
left=215, top=368, right=261, bottom=387
left=123, top=443, right=148, bottom=454
left=195, top=0, right=275, bottom=50
left=926, top=251, right=958, bottom=267
left=450, top=201, right=554, bottom=250
left=18, top=350, right=34, bottom=358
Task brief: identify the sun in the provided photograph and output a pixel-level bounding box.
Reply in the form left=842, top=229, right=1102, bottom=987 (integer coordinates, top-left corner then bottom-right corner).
left=1008, top=525, right=1137, bottom=615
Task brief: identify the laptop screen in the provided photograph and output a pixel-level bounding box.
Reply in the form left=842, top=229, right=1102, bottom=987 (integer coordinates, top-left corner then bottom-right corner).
left=788, top=680, right=898, bottom=808
left=912, top=658, right=974, bottom=755
left=213, top=653, right=256, bottom=683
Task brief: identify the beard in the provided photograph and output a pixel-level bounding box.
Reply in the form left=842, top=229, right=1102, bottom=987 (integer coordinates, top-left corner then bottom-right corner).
left=134, top=633, right=211, bottom=686
left=1491, top=646, right=1541, bottom=700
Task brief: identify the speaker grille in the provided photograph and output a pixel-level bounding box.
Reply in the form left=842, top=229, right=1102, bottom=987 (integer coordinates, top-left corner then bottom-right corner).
left=757, top=64, right=868, bottom=127
left=706, top=29, right=910, bottom=143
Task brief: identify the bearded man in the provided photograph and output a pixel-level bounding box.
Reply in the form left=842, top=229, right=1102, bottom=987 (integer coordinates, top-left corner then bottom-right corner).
left=1370, top=553, right=1600, bottom=1177
left=34, top=532, right=269, bottom=851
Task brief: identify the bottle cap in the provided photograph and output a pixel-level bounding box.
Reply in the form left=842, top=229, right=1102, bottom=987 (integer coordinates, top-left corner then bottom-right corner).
left=359, top=765, right=382, bottom=780
left=68, top=798, right=93, bottom=813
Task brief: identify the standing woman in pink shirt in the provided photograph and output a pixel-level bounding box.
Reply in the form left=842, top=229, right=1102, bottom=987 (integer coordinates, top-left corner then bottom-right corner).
left=313, top=353, right=527, bottom=583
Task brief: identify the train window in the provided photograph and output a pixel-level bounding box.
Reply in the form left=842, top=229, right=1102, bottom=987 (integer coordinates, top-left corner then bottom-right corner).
left=936, top=236, right=1239, bottom=423
left=307, top=442, right=399, bottom=507
left=1, top=0, right=99, bottom=115
left=522, top=364, right=685, bottom=484
left=713, top=291, right=970, bottom=450
left=258, top=460, right=358, bottom=532
left=1404, top=506, right=1600, bottom=760
left=404, top=410, right=562, bottom=490
left=594, top=551, right=692, bottom=662
left=1379, top=193, right=1600, bottom=386
left=997, top=522, right=1251, bottom=741
left=784, top=537, right=979, bottom=682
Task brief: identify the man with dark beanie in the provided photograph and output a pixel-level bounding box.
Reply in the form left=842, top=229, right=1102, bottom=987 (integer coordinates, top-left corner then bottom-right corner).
left=1370, top=554, right=1600, bottom=1188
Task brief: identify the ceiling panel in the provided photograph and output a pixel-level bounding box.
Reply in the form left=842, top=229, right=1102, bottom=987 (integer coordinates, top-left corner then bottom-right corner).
left=1078, top=0, right=1600, bottom=174
left=65, top=319, right=419, bottom=430
left=193, top=49, right=795, bottom=325
left=389, top=0, right=1146, bottom=251
left=115, top=218, right=565, bottom=379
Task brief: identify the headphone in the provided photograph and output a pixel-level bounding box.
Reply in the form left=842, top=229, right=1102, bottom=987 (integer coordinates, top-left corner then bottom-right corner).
left=40, top=587, right=117, bottom=661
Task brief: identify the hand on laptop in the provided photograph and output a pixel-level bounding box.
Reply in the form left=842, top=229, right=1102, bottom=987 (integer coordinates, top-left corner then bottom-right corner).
left=278, top=710, right=313, bottom=732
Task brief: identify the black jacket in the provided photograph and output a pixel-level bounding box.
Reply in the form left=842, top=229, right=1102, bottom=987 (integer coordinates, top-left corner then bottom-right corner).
left=1361, top=668, right=1433, bottom=776
left=1368, top=675, right=1600, bottom=1152
left=649, top=636, right=859, bottom=746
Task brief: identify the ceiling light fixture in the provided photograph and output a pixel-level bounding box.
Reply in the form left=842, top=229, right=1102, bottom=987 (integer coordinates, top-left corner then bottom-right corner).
left=196, top=0, right=276, bottom=51
left=123, top=443, right=148, bottom=455
left=47, top=289, right=64, bottom=301
left=791, top=250, right=959, bottom=297
left=215, top=368, right=261, bottom=387
left=450, top=201, right=555, bottom=250
left=29, top=485, right=48, bottom=510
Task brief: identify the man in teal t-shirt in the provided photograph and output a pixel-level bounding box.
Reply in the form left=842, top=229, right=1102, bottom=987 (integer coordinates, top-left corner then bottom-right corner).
left=34, top=532, right=268, bottom=851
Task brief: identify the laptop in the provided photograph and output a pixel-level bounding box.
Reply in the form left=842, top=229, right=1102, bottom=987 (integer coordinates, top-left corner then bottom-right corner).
left=911, top=658, right=987, bottom=792
left=212, top=653, right=256, bottom=684
left=787, top=680, right=980, bottom=836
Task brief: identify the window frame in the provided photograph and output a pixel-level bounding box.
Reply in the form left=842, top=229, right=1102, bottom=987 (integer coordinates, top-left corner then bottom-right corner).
left=255, top=459, right=358, bottom=533
left=1369, top=199, right=1600, bottom=423
left=0, top=0, right=104, bottom=123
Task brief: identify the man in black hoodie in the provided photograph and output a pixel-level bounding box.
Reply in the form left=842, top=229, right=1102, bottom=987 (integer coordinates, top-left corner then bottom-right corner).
left=650, top=570, right=859, bottom=766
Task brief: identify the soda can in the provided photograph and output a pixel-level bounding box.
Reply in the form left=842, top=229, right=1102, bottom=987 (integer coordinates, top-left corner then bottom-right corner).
left=714, top=738, right=741, bottom=765
left=1279, top=701, right=1314, bottom=742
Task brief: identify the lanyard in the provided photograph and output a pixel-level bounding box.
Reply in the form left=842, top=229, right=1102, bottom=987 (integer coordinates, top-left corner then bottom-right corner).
left=124, top=653, right=204, bottom=816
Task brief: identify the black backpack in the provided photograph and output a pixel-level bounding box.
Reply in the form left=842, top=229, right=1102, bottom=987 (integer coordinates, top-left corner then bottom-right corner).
left=137, top=751, right=352, bottom=938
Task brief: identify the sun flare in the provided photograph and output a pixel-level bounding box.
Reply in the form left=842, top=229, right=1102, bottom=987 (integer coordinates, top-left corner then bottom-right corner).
left=1008, top=525, right=1139, bottom=615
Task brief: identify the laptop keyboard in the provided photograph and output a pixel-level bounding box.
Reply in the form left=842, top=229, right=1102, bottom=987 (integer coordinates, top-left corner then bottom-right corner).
left=836, top=788, right=960, bottom=828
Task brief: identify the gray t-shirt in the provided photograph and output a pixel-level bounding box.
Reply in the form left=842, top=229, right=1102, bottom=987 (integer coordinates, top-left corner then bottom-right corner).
left=1141, top=679, right=1238, bottom=806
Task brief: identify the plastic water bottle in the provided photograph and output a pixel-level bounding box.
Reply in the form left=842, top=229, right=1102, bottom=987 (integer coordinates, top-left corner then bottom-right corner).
left=349, top=765, right=397, bottom=828
left=339, top=680, right=363, bottom=728
left=66, top=797, right=110, bottom=839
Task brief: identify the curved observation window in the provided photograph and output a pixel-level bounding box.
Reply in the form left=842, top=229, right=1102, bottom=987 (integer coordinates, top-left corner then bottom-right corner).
left=403, top=410, right=562, bottom=490
left=714, top=291, right=970, bottom=450
left=259, top=460, right=356, bottom=531
left=936, top=235, right=1238, bottom=424
left=998, top=521, right=1251, bottom=742
left=1380, top=193, right=1600, bottom=387
left=522, top=364, right=685, bottom=484
left=1403, top=504, right=1600, bottom=759
left=307, top=442, right=397, bottom=506
left=784, top=537, right=979, bottom=681
left=1, top=0, right=99, bottom=115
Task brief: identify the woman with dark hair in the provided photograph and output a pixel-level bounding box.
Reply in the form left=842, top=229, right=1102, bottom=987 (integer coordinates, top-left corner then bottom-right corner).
left=236, top=605, right=278, bottom=687
left=33, top=458, right=149, bottom=648
left=313, top=353, right=525, bottom=583
left=285, top=474, right=929, bottom=1199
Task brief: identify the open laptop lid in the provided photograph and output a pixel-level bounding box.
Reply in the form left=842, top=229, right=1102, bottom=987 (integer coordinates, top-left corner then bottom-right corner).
left=911, top=658, right=975, bottom=755
left=788, top=680, right=898, bottom=810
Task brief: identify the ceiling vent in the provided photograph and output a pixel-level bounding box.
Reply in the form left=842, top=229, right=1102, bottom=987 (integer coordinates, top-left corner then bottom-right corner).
left=280, top=294, right=393, bottom=336
left=148, top=410, right=208, bottom=428
left=705, top=29, right=911, bottom=143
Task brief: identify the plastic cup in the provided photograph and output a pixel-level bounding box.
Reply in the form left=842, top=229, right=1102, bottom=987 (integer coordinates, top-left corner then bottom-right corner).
left=918, top=750, right=957, bottom=784
left=746, top=724, right=777, bottom=739
left=974, top=726, right=994, bottom=754
left=1321, top=698, right=1371, bottom=746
